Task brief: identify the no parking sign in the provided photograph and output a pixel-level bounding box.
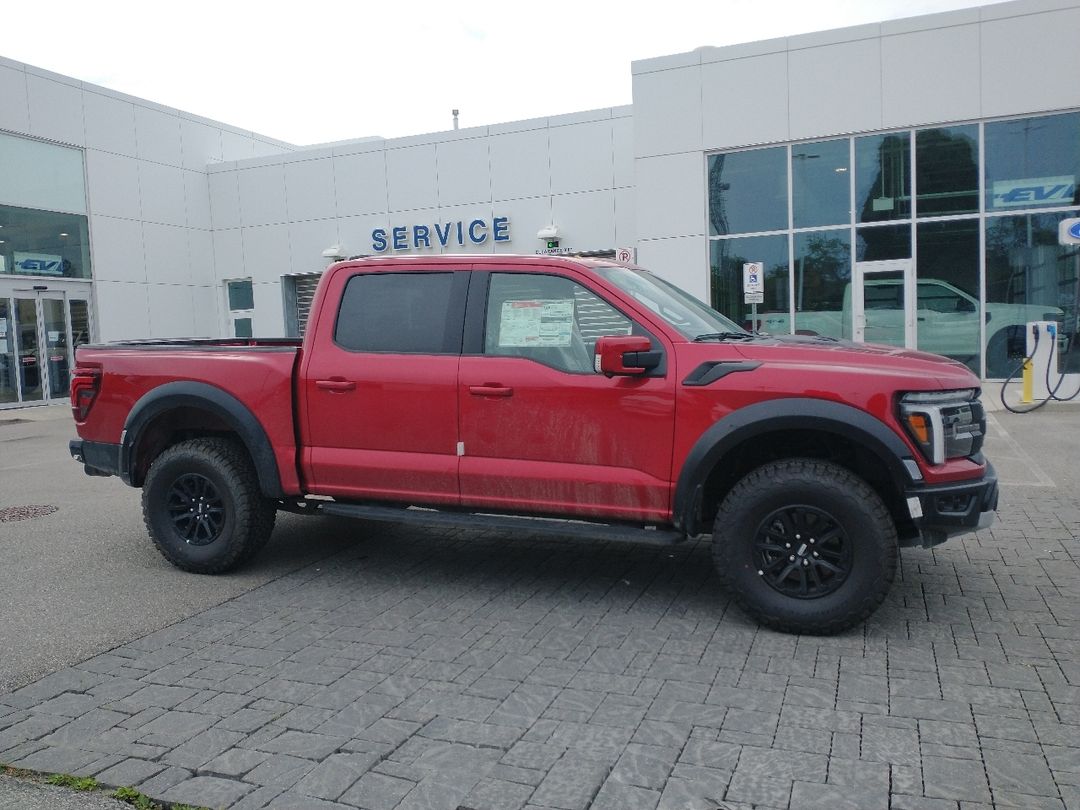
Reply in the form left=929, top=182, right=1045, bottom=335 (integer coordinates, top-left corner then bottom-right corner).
left=743, top=262, right=764, bottom=304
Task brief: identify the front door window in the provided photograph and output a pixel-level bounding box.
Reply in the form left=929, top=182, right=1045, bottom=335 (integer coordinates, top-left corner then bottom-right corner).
left=852, top=259, right=915, bottom=348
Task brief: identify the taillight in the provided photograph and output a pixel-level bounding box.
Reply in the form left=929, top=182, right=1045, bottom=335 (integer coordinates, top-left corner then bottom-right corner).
left=70, top=366, right=101, bottom=422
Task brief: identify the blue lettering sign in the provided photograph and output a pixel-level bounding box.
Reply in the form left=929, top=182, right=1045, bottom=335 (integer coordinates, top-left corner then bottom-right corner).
left=371, top=216, right=511, bottom=252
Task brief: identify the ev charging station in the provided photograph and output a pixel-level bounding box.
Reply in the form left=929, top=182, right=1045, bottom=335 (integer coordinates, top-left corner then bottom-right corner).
left=1025, top=321, right=1059, bottom=401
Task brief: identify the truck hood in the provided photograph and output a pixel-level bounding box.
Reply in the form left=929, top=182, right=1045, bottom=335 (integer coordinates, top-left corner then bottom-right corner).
left=704, top=334, right=981, bottom=390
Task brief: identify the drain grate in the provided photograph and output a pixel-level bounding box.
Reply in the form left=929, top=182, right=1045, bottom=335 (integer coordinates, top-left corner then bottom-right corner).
left=0, top=505, right=59, bottom=522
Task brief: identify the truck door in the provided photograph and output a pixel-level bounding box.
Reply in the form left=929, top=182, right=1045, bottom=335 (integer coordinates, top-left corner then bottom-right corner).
left=457, top=270, right=676, bottom=523
left=299, top=268, right=468, bottom=504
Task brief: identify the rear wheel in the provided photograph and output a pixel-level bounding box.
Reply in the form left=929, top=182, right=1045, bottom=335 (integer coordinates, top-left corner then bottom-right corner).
left=142, top=437, right=276, bottom=573
left=712, top=458, right=897, bottom=634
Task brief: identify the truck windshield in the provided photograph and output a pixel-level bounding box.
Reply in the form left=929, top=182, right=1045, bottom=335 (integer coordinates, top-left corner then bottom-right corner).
left=595, top=265, right=745, bottom=340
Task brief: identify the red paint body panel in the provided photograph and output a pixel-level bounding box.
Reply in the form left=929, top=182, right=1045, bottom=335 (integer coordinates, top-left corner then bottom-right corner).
left=458, top=355, right=675, bottom=521
left=72, top=343, right=303, bottom=495
left=72, top=254, right=989, bottom=521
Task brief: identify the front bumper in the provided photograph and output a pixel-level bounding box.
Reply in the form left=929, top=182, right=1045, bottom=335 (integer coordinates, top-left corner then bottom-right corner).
left=69, top=439, right=121, bottom=478
left=904, top=461, right=998, bottom=548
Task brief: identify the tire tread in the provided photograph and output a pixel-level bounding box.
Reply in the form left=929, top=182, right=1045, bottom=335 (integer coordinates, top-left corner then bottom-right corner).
left=141, top=437, right=275, bottom=574
left=712, top=458, right=897, bottom=635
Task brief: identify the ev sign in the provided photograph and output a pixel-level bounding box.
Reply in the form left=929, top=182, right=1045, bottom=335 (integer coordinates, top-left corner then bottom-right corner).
left=743, top=262, right=764, bottom=304
left=1059, top=217, right=1080, bottom=246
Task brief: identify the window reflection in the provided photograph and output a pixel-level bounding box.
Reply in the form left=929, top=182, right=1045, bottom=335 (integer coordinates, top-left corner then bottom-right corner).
left=793, top=139, right=850, bottom=229
left=916, top=219, right=980, bottom=373
left=710, top=235, right=789, bottom=331
left=985, top=213, right=1080, bottom=378
left=708, top=148, right=788, bottom=236
left=856, top=133, right=911, bottom=223
left=0, top=204, right=91, bottom=279
left=916, top=126, right=979, bottom=217
left=792, top=230, right=851, bottom=339
left=985, top=112, right=1080, bottom=212
left=856, top=224, right=910, bottom=261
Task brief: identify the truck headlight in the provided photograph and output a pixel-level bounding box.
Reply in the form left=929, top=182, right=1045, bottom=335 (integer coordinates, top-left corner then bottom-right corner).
left=899, top=389, right=984, bottom=465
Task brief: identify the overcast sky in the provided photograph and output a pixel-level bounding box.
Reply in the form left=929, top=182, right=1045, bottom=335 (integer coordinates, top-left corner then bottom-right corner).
left=5, top=0, right=1007, bottom=146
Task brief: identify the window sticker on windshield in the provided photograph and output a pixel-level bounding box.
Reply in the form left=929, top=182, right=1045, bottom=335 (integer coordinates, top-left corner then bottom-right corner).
left=499, top=299, right=574, bottom=347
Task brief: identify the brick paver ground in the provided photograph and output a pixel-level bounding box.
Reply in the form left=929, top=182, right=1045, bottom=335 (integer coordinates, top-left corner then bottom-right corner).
left=1, top=484, right=1078, bottom=810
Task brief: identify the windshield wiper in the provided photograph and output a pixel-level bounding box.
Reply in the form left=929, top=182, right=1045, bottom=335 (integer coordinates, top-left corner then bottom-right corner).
left=692, top=331, right=755, bottom=342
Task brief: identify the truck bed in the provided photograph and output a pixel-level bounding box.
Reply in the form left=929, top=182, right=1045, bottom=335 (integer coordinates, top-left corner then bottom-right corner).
left=73, top=339, right=303, bottom=494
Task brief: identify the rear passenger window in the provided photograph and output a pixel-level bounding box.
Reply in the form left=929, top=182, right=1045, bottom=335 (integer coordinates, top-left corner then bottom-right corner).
left=335, top=272, right=454, bottom=353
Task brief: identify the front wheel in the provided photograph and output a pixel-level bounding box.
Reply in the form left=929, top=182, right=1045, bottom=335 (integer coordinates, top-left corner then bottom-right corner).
left=142, top=438, right=276, bottom=574
left=712, top=458, right=897, bottom=634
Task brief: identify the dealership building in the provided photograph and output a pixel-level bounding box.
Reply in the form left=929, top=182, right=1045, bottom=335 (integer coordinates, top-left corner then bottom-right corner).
left=1, top=0, right=1078, bottom=407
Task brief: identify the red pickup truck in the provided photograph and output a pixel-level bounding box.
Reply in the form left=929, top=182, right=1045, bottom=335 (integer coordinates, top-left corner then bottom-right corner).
left=69, top=255, right=996, bottom=634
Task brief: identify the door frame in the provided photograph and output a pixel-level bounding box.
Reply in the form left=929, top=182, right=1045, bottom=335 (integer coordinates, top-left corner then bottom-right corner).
left=0, top=282, right=93, bottom=408
left=852, top=258, right=915, bottom=348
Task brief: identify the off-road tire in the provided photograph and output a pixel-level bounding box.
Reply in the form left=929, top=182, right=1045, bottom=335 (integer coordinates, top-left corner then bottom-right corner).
left=712, top=458, right=897, bottom=634
left=142, top=437, right=276, bottom=574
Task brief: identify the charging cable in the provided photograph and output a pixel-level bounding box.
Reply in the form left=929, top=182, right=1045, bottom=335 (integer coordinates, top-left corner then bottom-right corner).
left=1000, top=324, right=1048, bottom=413
left=1000, top=322, right=1080, bottom=413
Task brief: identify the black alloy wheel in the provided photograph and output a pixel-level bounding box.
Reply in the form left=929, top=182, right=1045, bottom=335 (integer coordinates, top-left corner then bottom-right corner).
left=165, top=473, right=226, bottom=546
left=142, top=437, right=276, bottom=574
left=712, top=458, right=897, bottom=635
left=752, top=505, right=853, bottom=599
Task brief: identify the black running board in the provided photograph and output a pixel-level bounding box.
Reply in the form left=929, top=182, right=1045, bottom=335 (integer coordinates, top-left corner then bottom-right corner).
left=318, top=502, right=686, bottom=546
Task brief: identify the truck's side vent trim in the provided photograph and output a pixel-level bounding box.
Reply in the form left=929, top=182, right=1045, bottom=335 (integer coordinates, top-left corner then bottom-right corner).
left=682, top=361, right=762, bottom=387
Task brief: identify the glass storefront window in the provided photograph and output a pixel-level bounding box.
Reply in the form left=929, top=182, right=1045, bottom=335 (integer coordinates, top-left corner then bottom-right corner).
left=916, top=126, right=979, bottom=217
left=856, top=132, right=911, bottom=223
left=0, top=132, right=86, bottom=215
left=793, top=139, right=850, bottom=229
left=916, top=219, right=981, bottom=373
left=710, top=235, right=789, bottom=331
left=708, top=148, right=787, bottom=236
left=0, top=204, right=92, bottom=279
left=793, top=229, right=851, bottom=339
left=856, top=224, right=911, bottom=261
left=985, top=212, right=1080, bottom=378
left=985, top=112, right=1080, bottom=212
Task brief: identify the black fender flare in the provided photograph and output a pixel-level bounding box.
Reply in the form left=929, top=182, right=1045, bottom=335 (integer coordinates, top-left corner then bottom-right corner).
left=120, top=381, right=284, bottom=498
left=674, top=397, right=918, bottom=535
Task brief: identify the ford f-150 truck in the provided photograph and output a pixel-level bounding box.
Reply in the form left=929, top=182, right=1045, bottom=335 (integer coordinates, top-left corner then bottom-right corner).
left=69, top=255, right=997, bottom=634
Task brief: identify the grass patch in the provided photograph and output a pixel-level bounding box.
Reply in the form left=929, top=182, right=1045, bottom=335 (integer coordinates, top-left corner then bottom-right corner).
left=113, top=786, right=160, bottom=809
left=46, top=773, right=99, bottom=791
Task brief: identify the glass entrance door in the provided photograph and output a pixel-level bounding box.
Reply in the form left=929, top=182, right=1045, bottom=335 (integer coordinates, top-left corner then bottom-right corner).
left=1, top=290, right=90, bottom=406
left=852, top=259, right=915, bottom=348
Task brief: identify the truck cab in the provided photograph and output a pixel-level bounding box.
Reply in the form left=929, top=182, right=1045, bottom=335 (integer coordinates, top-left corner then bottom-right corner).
left=69, top=255, right=997, bottom=634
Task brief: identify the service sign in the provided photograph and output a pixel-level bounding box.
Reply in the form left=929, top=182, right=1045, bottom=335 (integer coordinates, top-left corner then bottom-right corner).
left=1059, top=217, right=1080, bottom=246
left=14, top=252, right=64, bottom=276
left=372, top=216, right=510, bottom=252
